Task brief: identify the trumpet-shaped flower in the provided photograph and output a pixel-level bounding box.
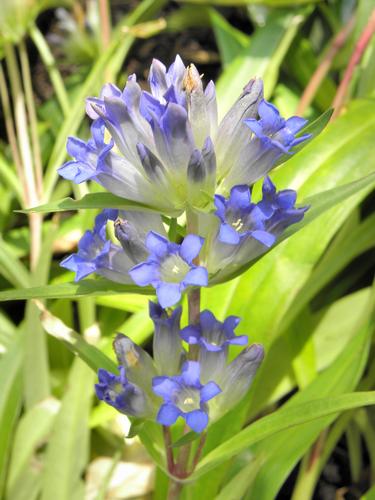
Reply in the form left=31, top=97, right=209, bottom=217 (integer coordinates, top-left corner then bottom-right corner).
left=61, top=209, right=166, bottom=284
left=152, top=361, right=221, bottom=433
left=95, top=367, right=151, bottom=417
left=60, top=209, right=133, bottom=283
left=58, top=56, right=310, bottom=213
left=129, top=232, right=208, bottom=308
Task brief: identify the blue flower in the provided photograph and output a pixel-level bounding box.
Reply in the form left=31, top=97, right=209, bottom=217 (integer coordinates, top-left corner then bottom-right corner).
left=258, top=177, right=308, bottom=236
left=217, top=96, right=311, bottom=194
left=60, top=209, right=133, bottom=283
left=180, top=310, right=247, bottom=352
left=59, top=56, right=310, bottom=213
left=60, top=209, right=167, bottom=284
left=129, top=232, right=208, bottom=308
left=203, top=178, right=308, bottom=284
left=214, top=185, right=275, bottom=247
left=245, top=99, right=311, bottom=154
left=95, top=366, right=150, bottom=417
left=152, top=361, right=221, bottom=433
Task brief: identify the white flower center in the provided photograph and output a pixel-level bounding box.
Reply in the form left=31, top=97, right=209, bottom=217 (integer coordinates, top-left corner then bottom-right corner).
left=161, top=254, right=190, bottom=283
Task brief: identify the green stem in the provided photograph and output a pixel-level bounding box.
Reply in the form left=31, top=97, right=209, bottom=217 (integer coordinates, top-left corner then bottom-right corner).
left=0, top=64, right=26, bottom=204
left=4, top=42, right=41, bottom=269
left=19, top=39, right=43, bottom=198
left=29, top=24, right=70, bottom=117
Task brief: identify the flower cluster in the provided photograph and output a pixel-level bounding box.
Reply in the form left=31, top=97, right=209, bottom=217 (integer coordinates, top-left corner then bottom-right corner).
left=60, top=56, right=311, bottom=437
left=95, top=303, right=264, bottom=432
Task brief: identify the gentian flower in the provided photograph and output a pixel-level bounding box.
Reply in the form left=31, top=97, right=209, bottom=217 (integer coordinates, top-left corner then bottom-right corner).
left=245, top=99, right=310, bottom=153
left=258, top=176, right=308, bottom=236
left=218, top=98, right=311, bottom=193
left=214, top=344, right=264, bottom=414
left=129, top=232, right=208, bottom=308
left=113, top=333, right=158, bottom=394
left=214, top=185, right=275, bottom=247
left=61, top=209, right=166, bottom=283
left=60, top=209, right=133, bottom=283
left=181, top=310, right=248, bottom=384
left=58, top=56, right=310, bottom=213
left=95, top=366, right=151, bottom=417
left=152, top=361, right=221, bottom=433
left=203, top=177, right=308, bottom=283
left=180, top=310, right=247, bottom=352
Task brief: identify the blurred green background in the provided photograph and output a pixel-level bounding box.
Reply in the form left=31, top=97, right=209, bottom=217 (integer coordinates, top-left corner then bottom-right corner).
left=0, top=0, right=375, bottom=499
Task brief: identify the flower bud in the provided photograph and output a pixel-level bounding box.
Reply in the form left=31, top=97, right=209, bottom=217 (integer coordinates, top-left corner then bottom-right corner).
left=149, top=302, right=184, bottom=376
left=95, top=367, right=153, bottom=417
left=217, top=344, right=264, bottom=412
left=113, top=334, right=157, bottom=394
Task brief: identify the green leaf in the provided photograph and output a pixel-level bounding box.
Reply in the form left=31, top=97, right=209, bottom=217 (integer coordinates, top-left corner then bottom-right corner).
left=19, top=193, right=159, bottom=214
left=194, top=392, right=375, bottom=479
left=171, top=431, right=200, bottom=448
left=0, top=280, right=153, bottom=301
left=6, top=398, right=60, bottom=499
left=208, top=8, right=249, bottom=67
left=243, top=284, right=375, bottom=499
left=280, top=212, right=375, bottom=333
left=41, top=359, right=94, bottom=500
left=39, top=306, right=117, bottom=373
left=0, top=336, right=23, bottom=495
left=216, top=9, right=307, bottom=118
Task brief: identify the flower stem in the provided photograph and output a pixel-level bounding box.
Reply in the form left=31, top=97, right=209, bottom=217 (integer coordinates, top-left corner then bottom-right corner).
left=19, top=39, right=43, bottom=198
left=0, top=64, right=26, bottom=205
left=332, top=9, right=375, bottom=119
left=191, top=432, right=207, bottom=471
left=296, top=16, right=355, bottom=116
left=4, top=42, right=42, bottom=269
left=163, top=425, right=175, bottom=473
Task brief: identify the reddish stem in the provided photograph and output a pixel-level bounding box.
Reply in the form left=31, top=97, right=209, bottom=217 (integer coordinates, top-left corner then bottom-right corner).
left=163, top=425, right=175, bottom=473
left=332, top=9, right=375, bottom=119
left=296, top=17, right=355, bottom=116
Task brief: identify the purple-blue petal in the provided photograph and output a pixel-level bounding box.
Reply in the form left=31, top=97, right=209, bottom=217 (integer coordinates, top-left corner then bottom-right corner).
left=185, top=410, right=208, bottom=433
left=179, top=234, right=204, bottom=264
left=180, top=325, right=200, bottom=344
left=156, top=283, right=182, bottom=308
left=229, top=185, right=251, bottom=210
left=200, top=381, right=222, bottom=403
left=183, top=267, right=208, bottom=287
left=145, top=232, right=169, bottom=259
left=129, top=262, right=159, bottom=286
left=251, top=230, right=276, bottom=248
left=181, top=361, right=201, bottom=387
left=157, top=403, right=181, bottom=426
left=218, top=223, right=240, bottom=245
left=152, top=376, right=180, bottom=400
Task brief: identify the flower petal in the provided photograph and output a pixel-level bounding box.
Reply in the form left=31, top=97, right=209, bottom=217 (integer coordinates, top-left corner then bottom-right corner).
left=129, top=262, right=159, bottom=286
left=146, top=231, right=169, bottom=258
left=157, top=403, right=180, bottom=426
left=180, top=325, right=200, bottom=344
left=179, top=234, right=204, bottom=264
left=218, top=223, right=240, bottom=245
left=183, top=267, right=208, bottom=287
left=156, top=283, right=181, bottom=308
left=185, top=409, right=208, bottom=433
left=181, top=361, right=200, bottom=387
left=200, top=381, right=221, bottom=403
left=152, top=376, right=180, bottom=400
